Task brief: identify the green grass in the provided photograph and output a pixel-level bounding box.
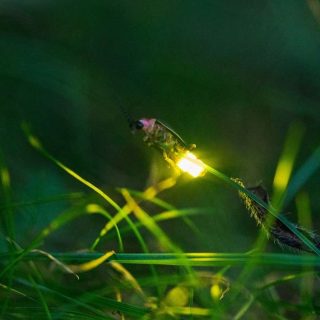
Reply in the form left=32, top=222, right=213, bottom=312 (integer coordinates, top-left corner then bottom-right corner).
left=0, top=125, right=320, bottom=320
left=2, top=2, right=320, bottom=319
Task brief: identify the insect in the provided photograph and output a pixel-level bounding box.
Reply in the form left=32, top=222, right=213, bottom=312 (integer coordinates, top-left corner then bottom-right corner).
left=234, top=178, right=320, bottom=253
left=130, top=118, right=206, bottom=177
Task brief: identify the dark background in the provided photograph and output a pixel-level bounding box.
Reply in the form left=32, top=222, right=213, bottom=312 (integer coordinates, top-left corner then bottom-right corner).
left=1, top=0, right=320, bottom=254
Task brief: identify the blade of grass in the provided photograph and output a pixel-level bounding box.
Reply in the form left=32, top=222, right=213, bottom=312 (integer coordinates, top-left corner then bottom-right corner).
left=202, top=123, right=319, bottom=255
left=0, top=152, right=15, bottom=240
left=3, top=251, right=320, bottom=268
left=284, top=144, right=320, bottom=207
left=69, top=250, right=115, bottom=273
left=5, top=239, right=53, bottom=320
left=110, top=261, right=146, bottom=299
left=307, top=0, right=320, bottom=26
left=271, top=122, right=304, bottom=209
left=234, top=294, right=254, bottom=320
left=121, top=189, right=201, bottom=302
left=122, top=188, right=201, bottom=238
left=22, top=125, right=160, bottom=293
left=0, top=192, right=84, bottom=211
left=22, top=123, right=120, bottom=211
left=123, top=181, right=200, bottom=235
left=0, top=282, right=35, bottom=301
left=0, top=152, right=16, bottom=316
left=86, top=204, right=123, bottom=252
left=120, top=189, right=199, bottom=288
left=88, top=201, right=161, bottom=297
left=296, top=192, right=315, bottom=301
left=15, top=278, right=117, bottom=319
left=160, top=306, right=211, bottom=317
left=114, top=288, right=125, bottom=320
left=121, top=189, right=179, bottom=252
left=231, top=124, right=308, bottom=307
left=31, top=249, right=79, bottom=279
left=52, top=311, right=110, bottom=320
left=28, top=275, right=52, bottom=320
left=114, top=208, right=208, bottom=237
left=204, top=164, right=320, bottom=255
left=124, top=188, right=175, bottom=211
left=0, top=204, right=85, bottom=279
left=89, top=201, right=146, bottom=252
left=79, top=294, right=149, bottom=318
left=234, top=270, right=314, bottom=320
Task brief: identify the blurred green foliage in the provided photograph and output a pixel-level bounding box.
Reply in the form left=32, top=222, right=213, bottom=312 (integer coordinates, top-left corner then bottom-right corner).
left=1, top=0, right=320, bottom=249
left=1, top=1, right=320, bottom=318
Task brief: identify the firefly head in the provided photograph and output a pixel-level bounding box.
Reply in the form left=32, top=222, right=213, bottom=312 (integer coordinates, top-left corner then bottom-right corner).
left=130, top=120, right=144, bottom=132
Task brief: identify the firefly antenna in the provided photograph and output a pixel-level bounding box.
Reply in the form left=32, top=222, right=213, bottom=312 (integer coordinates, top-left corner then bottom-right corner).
left=118, top=103, right=134, bottom=127
left=110, top=88, right=135, bottom=128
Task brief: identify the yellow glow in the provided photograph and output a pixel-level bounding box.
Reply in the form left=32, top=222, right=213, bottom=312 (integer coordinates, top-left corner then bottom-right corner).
left=1, top=168, right=10, bottom=187
left=165, top=286, right=189, bottom=307
left=210, top=284, right=222, bottom=300
left=176, top=152, right=206, bottom=177
left=273, top=158, right=292, bottom=191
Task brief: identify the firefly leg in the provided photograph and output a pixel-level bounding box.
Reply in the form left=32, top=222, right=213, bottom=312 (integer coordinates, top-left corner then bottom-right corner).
left=162, top=151, right=176, bottom=168
left=163, top=151, right=181, bottom=176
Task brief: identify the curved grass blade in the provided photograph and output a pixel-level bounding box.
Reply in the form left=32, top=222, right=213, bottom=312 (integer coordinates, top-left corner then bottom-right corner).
left=120, top=189, right=198, bottom=288
left=22, top=123, right=120, bottom=211
left=110, top=261, right=145, bottom=299
left=5, top=241, right=53, bottom=320
left=115, top=208, right=208, bottom=237
left=22, top=124, right=159, bottom=289
left=122, top=187, right=200, bottom=236
left=69, top=250, right=115, bottom=273
left=236, top=181, right=320, bottom=253
left=0, top=205, right=85, bottom=279
left=121, top=189, right=179, bottom=252
left=271, top=122, right=304, bottom=209
left=31, top=249, right=79, bottom=279
left=204, top=164, right=320, bottom=256
left=124, top=188, right=175, bottom=211
left=86, top=201, right=161, bottom=296
left=89, top=202, right=146, bottom=252
left=284, top=144, right=320, bottom=207
left=0, top=282, right=35, bottom=301
left=86, top=204, right=123, bottom=252
left=234, top=294, right=254, bottom=320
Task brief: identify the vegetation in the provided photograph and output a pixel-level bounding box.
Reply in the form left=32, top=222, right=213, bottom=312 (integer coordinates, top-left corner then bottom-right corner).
left=1, top=1, right=320, bottom=319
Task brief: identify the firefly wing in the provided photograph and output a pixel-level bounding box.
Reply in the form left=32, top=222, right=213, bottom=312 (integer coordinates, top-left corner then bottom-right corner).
left=155, top=119, right=188, bottom=147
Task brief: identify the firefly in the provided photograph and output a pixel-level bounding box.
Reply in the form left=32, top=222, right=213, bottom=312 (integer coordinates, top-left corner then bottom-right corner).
left=131, top=118, right=206, bottom=177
